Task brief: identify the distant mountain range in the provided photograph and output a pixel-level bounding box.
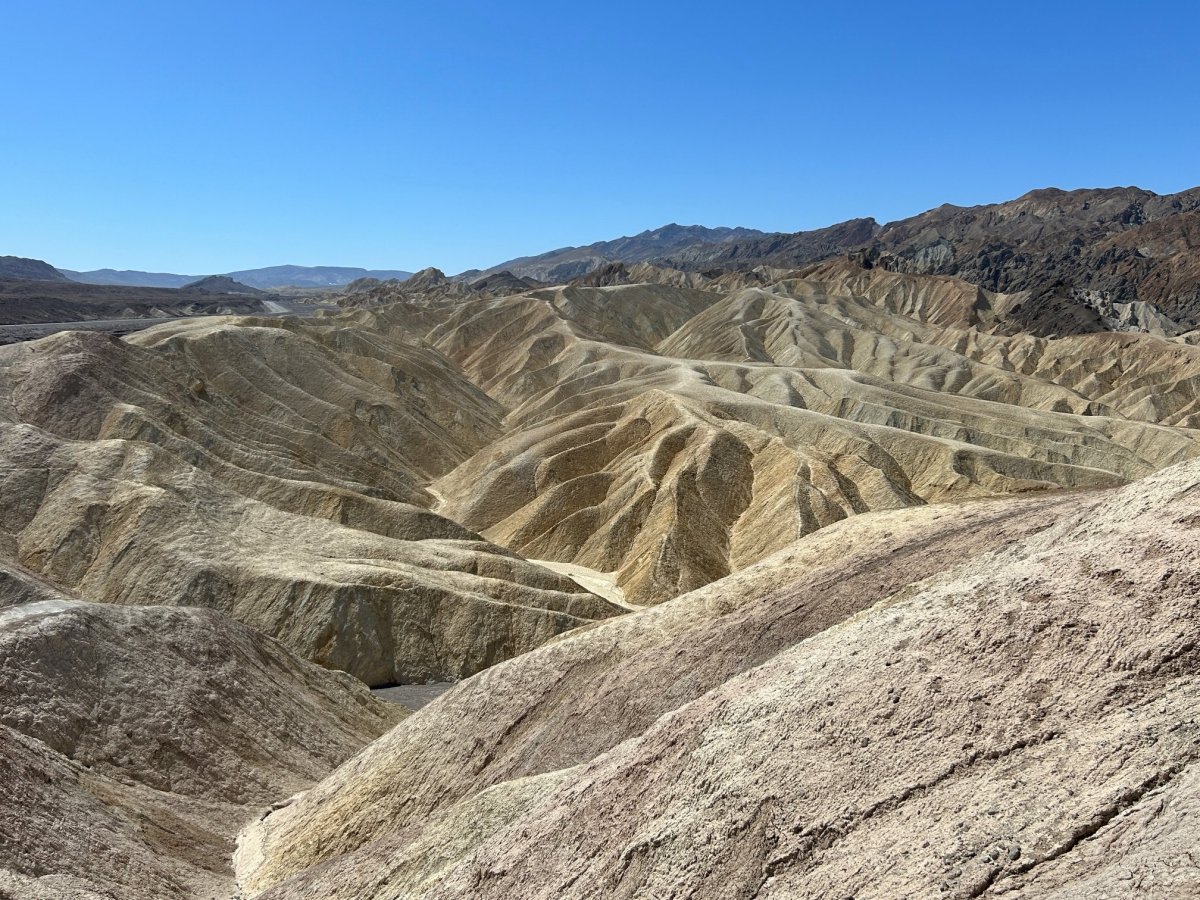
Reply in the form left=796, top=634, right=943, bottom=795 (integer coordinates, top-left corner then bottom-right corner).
left=464, top=224, right=766, bottom=282
left=61, top=265, right=414, bottom=290
left=11, top=184, right=1200, bottom=331
left=0, top=256, right=70, bottom=281
left=0, top=259, right=282, bottom=324
left=462, top=186, right=1200, bottom=331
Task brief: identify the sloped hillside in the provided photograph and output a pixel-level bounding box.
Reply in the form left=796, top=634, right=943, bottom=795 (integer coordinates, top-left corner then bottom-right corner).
left=424, top=279, right=1200, bottom=602
left=0, top=564, right=400, bottom=900
left=237, top=458, right=1200, bottom=899
left=0, top=316, right=624, bottom=683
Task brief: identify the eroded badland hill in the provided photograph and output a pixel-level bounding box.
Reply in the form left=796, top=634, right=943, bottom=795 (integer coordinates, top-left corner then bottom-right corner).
left=5, top=186, right=1200, bottom=898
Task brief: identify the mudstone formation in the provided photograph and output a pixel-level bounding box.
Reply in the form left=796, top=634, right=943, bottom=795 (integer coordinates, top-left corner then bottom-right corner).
left=4, top=186, right=1200, bottom=898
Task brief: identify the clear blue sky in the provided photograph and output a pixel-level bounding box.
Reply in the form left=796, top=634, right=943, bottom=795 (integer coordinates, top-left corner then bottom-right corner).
left=2, top=1, right=1197, bottom=275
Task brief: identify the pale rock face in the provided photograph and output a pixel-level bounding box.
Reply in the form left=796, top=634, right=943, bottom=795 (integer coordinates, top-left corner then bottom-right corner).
left=239, top=459, right=1200, bottom=900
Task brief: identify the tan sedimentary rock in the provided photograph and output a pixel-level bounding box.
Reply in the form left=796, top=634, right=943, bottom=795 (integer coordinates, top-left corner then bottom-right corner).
left=0, top=567, right=401, bottom=900
left=0, top=316, right=504, bottom=518
left=425, top=281, right=1200, bottom=602
left=0, top=424, right=621, bottom=684
left=240, top=459, right=1200, bottom=899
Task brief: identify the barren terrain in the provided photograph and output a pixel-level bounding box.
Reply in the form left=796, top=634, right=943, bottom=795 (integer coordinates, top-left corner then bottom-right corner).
left=5, top=186, right=1200, bottom=897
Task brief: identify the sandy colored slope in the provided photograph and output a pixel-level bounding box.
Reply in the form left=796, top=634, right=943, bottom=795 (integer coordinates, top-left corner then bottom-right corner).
left=525, top=558, right=632, bottom=608
left=787, top=261, right=1200, bottom=427
left=0, top=316, right=503, bottom=524
left=0, top=565, right=401, bottom=900
left=0, top=314, right=626, bottom=683
left=421, top=282, right=1200, bottom=603
left=6, top=271, right=1200, bottom=666
left=235, top=489, right=1095, bottom=896
left=242, top=458, right=1200, bottom=899
left=0, top=423, right=622, bottom=685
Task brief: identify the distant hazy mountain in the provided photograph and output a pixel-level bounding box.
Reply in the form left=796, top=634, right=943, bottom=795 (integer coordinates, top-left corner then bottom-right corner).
left=181, top=275, right=266, bottom=295
left=64, top=265, right=413, bottom=290
left=0, top=256, right=69, bottom=281
left=59, top=268, right=197, bottom=288
left=224, top=266, right=413, bottom=289
left=469, top=224, right=766, bottom=282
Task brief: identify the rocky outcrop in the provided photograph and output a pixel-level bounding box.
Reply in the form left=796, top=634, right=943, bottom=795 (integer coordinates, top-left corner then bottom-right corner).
left=238, top=458, right=1200, bottom=899
left=468, top=270, right=542, bottom=294
left=179, top=274, right=265, bottom=295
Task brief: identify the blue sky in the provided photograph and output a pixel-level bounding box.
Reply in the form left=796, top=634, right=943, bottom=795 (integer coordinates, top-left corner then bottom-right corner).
left=2, top=1, right=1197, bottom=274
